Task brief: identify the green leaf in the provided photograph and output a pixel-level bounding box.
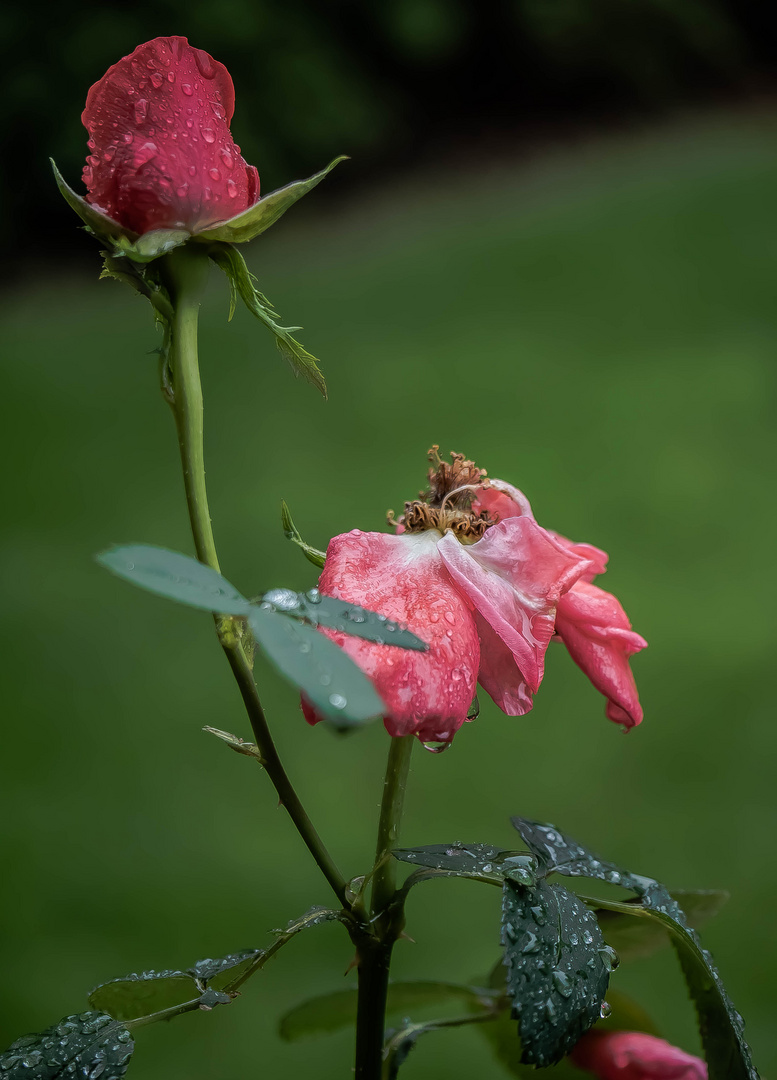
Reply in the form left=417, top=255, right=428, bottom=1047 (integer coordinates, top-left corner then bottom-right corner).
left=510, top=818, right=759, bottom=1080
left=196, top=157, right=347, bottom=244
left=114, top=230, right=191, bottom=263
left=187, top=949, right=263, bottom=991
left=207, top=244, right=327, bottom=397
left=1, top=1011, right=134, bottom=1080
left=279, top=981, right=497, bottom=1042
left=502, top=879, right=610, bottom=1067
left=96, top=544, right=251, bottom=616
left=593, top=889, right=729, bottom=963
left=247, top=607, right=385, bottom=725
left=51, top=160, right=136, bottom=245
left=392, top=843, right=538, bottom=886
left=259, top=587, right=429, bottom=652
left=281, top=501, right=326, bottom=569
left=89, top=971, right=199, bottom=1022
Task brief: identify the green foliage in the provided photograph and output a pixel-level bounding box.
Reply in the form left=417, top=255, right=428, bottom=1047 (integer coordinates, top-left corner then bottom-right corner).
left=592, top=889, right=729, bottom=962
left=89, top=949, right=261, bottom=1021
left=392, top=843, right=538, bottom=887
left=97, top=544, right=252, bottom=616
left=50, top=160, right=135, bottom=245
left=279, top=981, right=497, bottom=1041
left=0, top=1013, right=134, bottom=1080
left=197, top=158, right=347, bottom=245
left=281, top=501, right=326, bottom=569
left=115, top=231, right=191, bottom=264
left=511, top=818, right=758, bottom=1080
left=502, top=879, right=610, bottom=1067
left=247, top=606, right=385, bottom=725
left=259, top=587, right=429, bottom=651
left=208, top=243, right=327, bottom=397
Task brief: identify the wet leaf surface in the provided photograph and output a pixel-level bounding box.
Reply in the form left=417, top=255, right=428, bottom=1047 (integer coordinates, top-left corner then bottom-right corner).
left=0, top=1012, right=134, bottom=1080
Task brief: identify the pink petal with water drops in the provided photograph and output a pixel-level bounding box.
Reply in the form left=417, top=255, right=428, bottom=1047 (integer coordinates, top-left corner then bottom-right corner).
left=437, top=518, right=591, bottom=696
left=300, top=530, right=480, bottom=743
left=554, top=579, right=647, bottom=729
left=82, top=36, right=259, bottom=234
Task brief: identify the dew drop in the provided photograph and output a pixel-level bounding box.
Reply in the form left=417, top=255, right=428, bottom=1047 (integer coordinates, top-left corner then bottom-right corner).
left=150, top=72, right=164, bottom=88
left=328, top=693, right=347, bottom=710
left=220, top=149, right=234, bottom=168
left=211, top=102, right=226, bottom=119
left=422, top=740, right=452, bottom=754
left=209, top=167, right=221, bottom=181
left=122, top=132, right=133, bottom=144
left=176, top=183, right=189, bottom=197
left=582, top=929, right=594, bottom=945
left=202, top=128, right=216, bottom=144
left=600, top=1001, right=612, bottom=1019
left=306, top=588, right=322, bottom=604
left=134, top=98, right=148, bottom=124
left=182, top=83, right=194, bottom=96
left=189, top=165, right=197, bottom=176
left=167, top=71, right=176, bottom=83
left=103, top=145, right=116, bottom=162
left=193, top=48, right=217, bottom=78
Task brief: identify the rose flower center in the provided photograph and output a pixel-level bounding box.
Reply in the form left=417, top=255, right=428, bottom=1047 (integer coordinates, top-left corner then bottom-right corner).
left=388, top=447, right=498, bottom=542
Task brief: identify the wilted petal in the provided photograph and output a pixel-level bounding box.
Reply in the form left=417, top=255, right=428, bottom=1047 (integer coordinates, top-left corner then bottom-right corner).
left=550, top=530, right=609, bottom=581
left=302, top=530, right=479, bottom=742
left=555, top=580, right=647, bottom=729
left=472, top=610, right=534, bottom=714
left=438, top=518, right=591, bottom=699
left=571, top=1030, right=707, bottom=1079
left=472, top=477, right=535, bottom=521
left=82, top=36, right=259, bottom=234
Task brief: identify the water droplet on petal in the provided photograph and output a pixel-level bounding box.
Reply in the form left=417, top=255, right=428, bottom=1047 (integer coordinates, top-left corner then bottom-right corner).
left=150, top=72, right=164, bottom=88
left=208, top=167, right=221, bottom=181
left=182, top=83, right=194, bottom=96
left=122, top=132, right=133, bottom=144
left=202, top=128, right=216, bottom=144
left=422, top=740, right=452, bottom=754
left=176, top=183, right=189, bottom=198
left=167, top=71, right=176, bottom=83
left=188, top=165, right=197, bottom=176
left=103, top=146, right=116, bottom=162
left=134, top=98, right=148, bottom=124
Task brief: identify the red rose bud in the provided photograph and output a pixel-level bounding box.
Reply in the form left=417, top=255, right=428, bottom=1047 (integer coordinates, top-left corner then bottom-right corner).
left=571, top=1031, right=707, bottom=1080
left=81, top=36, right=259, bottom=235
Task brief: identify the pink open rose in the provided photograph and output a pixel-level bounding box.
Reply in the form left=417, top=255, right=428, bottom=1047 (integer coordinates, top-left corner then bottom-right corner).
left=81, top=36, right=259, bottom=235
left=302, top=452, right=646, bottom=743
left=571, top=1031, right=707, bottom=1079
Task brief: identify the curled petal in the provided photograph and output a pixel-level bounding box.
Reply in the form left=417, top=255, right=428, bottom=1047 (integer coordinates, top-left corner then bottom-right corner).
left=571, top=1031, right=707, bottom=1079
left=302, top=530, right=479, bottom=742
left=472, top=610, right=534, bottom=715
left=472, top=477, right=535, bottom=521
left=549, top=529, right=609, bottom=582
left=438, top=518, right=591, bottom=700
left=555, top=580, right=647, bottom=729
left=82, top=36, right=259, bottom=234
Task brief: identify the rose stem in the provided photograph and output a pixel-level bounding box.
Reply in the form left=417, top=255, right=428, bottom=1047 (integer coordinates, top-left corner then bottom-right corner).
left=355, top=734, right=414, bottom=1079
left=161, top=245, right=348, bottom=907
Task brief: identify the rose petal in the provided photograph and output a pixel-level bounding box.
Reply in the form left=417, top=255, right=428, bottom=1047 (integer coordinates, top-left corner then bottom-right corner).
left=471, top=610, right=534, bottom=715
left=301, top=530, right=479, bottom=742
left=549, top=530, right=609, bottom=581
left=472, top=477, right=535, bottom=521
left=438, top=518, right=591, bottom=697
left=571, top=1031, right=707, bottom=1080
left=555, top=580, right=647, bottom=729
left=82, top=36, right=259, bottom=234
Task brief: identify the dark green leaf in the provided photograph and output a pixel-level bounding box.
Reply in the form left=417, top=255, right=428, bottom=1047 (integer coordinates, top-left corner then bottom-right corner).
left=115, top=230, right=191, bottom=263
left=478, top=1014, right=587, bottom=1079
left=279, top=981, right=496, bottom=1041
left=247, top=607, right=385, bottom=725
left=187, top=949, right=263, bottom=991
left=51, top=160, right=136, bottom=245
left=197, top=157, right=347, bottom=244
left=1, top=1011, right=134, bottom=1080
left=259, top=587, right=429, bottom=652
left=502, top=879, right=610, bottom=1067
left=281, top=501, right=326, bottom=569
left=89, top=971, right=198, bottom=1022
left=96, top=544, right=251, bottom=616
left=510, top=819, right=759, bottom=1079
left=208, top=244, right=327, bottom=397
left=392, top=844, right=538, bottom=886
left=593, top=890, right=729, bottom=963
left=582, top=892, right=758, bottom=1080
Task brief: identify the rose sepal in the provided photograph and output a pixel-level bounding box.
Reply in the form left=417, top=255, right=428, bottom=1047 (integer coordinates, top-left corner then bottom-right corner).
left=194, top=156, right=348, bottom=245
left=51, top=158, right=137, bottom=246
left=114, top=230, right=192, bottom=264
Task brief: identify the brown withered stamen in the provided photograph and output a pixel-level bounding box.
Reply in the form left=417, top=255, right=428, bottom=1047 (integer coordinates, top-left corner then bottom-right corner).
left=388, top=448, right=499, bottom=541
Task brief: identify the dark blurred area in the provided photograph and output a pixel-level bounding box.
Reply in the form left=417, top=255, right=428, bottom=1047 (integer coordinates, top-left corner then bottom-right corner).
left=4, top=0, right=776, bottom=264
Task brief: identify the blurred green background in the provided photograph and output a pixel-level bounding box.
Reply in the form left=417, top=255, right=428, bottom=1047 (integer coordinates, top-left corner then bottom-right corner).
left=2, top=3, right=777, bottom=1079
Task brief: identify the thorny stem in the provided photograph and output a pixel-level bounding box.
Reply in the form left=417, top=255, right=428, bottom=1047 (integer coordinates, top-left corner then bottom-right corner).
left=162, top=246, right=348, bottom=908
left=354, top=735, right=414, bottom=1080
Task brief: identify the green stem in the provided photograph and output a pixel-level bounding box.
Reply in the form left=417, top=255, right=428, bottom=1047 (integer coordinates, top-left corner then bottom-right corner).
left=162, top=247, right=348, bottom=908
left=354, top=735, right=414, bottom=1080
